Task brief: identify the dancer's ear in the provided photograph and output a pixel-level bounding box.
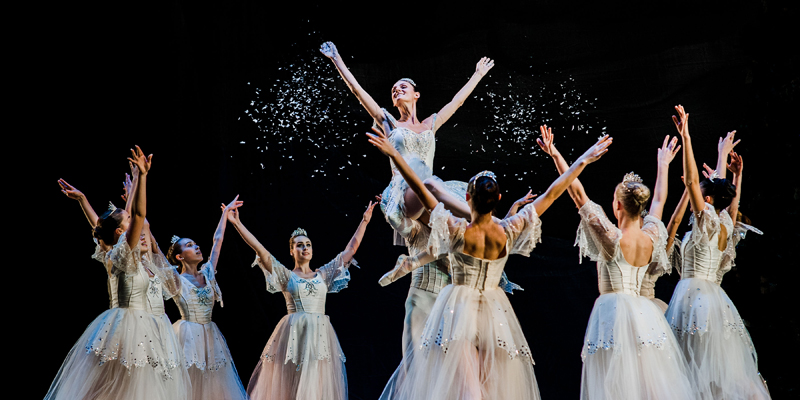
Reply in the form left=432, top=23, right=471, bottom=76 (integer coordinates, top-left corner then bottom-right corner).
left=465, top=193, right=472, bottom=202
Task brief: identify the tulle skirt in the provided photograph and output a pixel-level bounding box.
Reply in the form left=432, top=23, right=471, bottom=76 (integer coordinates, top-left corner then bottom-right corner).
left=173, top=320, right=248, bottom=400
left=665, top=278, right=771, bottom=399
left=246, top=312, right=346, bottom=400
left=580, top=292, right=696, bottom=400
left=649, top=296, right=669, bottom=313
left=381, top=173, right=468, bottom=246
left=384, top=284, right=540, bottom=400
left=45, top=307, right=191, bottom=400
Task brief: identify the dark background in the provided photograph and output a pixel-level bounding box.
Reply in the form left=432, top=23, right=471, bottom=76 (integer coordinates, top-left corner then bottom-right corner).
left=26, top=0, right=797, bottom=398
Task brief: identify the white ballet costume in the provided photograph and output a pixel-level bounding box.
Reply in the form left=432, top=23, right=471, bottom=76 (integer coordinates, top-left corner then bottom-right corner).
left=92, top=239, right=119, bottom=309
left=172, top=263, right=248, bottom=400
left=665, top=203, right=770, bottom=399
left=381, top=202, right=542, bottom=400
left=246, top=253, right=355, bottom=400
left=576, top=201, right=696, bottom=400
left=46, top=233, right=192, bottom=400
left=640, top=263, right=670, bottom=313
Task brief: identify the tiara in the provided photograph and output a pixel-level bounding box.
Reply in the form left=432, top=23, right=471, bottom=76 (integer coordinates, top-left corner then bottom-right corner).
left=171, top=235, right=181, bottom=245
left=291, top=227, right=308, bottom=238
left=398, top=78, right=416, bottom=87
left=469, top=170, right=497, bottom=184
left=622, top=172, right=643, bottom=185
left=108, top=202, right=117, bottom=212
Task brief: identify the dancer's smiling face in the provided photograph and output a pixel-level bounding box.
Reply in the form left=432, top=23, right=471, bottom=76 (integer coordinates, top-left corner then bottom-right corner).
left=290, top=236, right=313, bottom=262
left=391, top=80, right=419, bottom=106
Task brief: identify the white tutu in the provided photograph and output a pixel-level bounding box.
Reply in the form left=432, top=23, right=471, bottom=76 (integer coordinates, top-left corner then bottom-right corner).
left=581, top=292, right=695, bottom=400
left=247, top=313, right=346, bottom=400
left=45, top=307, right=191, bottom=400
left=173, top=320, right=248, bottom=400
left=666, top=278, right=770, bottom=399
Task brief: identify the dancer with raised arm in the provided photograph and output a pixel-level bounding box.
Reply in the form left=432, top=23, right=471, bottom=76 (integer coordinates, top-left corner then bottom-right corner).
left=370, top=126, right=611, bottom=399
left=321, top=41, right=493, bottom=237
left=166, top=196, right=248, bottom=400
left=665, top=106, right=770, bottom=399
left=46, top=146, right=192, bottom=400
left=229, top=200, right=376, bottom=400
left=536, top=125, right=695, bottom=399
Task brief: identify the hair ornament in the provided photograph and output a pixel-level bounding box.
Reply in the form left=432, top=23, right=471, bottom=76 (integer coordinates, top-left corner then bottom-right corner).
left=707, top=170, right=720, bottom=180
left=622, top=172, right=643, bottom=185
left=291, top=227, right=308, bottom=238
left=108, top=202, right=117, bottom=212
left=398, top=78, right=416, bottom=87
left=469, top=170, right=497, bottom=184
left=171, top=235, right=181, bottom=245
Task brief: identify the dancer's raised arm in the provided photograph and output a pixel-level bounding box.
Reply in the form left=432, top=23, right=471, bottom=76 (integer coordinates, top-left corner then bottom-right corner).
left=320, top=42, right=385, bottom=126
left=715, top=131, right=740, bottom=180
left=125, top=146, right=151, bottom=250
left=536, top=125, right=590, bottom=208
left=666, top=187, right=690, bottom=252
left=649, top=136, right=681, bottom=220
left=726, top=151, right=743, bottom=222
left=226, top=206, right=275, bottom=274
left=504, top=190, right=537, bottom=218
left=532, top=135, right=612, bottom=216
left=58, top=179, right=100, bottom=228
left=205, top=196, right=243, bottom=273
left=673, top=105, right=706, bottom=214
left=435, top=57, right=494, bottom=128
left=341, top=201, right=377, bottom=264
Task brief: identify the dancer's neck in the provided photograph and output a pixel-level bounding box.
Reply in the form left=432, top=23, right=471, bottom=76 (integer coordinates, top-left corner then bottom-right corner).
left=181, top=260, right=202, bottom=276
left=396, top=102, right=419, bottom=125
left=617, top=213, right=641, bottom=234
left=293, top=260, right=314, bottom=276
left=469, top=211, right=494, bottom=226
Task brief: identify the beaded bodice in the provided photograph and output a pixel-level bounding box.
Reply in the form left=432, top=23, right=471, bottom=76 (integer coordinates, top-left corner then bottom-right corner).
left=117, top=263, right=166, bottom=315
left=380, top=109, right=438, bottom=179
left=174, top=266, right=218, bottom=324
left=449, top=243, right=510, bottom=291
left=281, top=273, right=329, bottom=314
left=680, top=204, right=734, bottom=284
left=597, top=253, right=649, bottom=296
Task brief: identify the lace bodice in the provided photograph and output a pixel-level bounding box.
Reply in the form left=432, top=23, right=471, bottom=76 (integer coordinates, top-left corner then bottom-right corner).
left=377, top=109, right=438, bottom=179
left=575, top=201, right=670, bottom=296
left=427, top=202, right=542, bottom=291
left=680, top=203, right=739, bottom=284
left=173, top=263, right=222, bottom=324
left=253, top=253, right=356, bottom=314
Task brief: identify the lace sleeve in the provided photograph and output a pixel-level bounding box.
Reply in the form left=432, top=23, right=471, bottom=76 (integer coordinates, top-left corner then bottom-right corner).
left=668, top=235, right=683, bottom=277
left=200, top=263, right=224, bottom=307
left=641, top=216, right=671, bottom=276
left=717, top=210, right=738, bottom=283
left=148, top=244, right=182, bottom=300
left=500, top=203, right=543, bottom=257
left=732, top=221, right=763, bottom=247
left=427, top=203, right=467, bottom=257
left=430, top=113, right=440, bottom=134
left=689, top=203, right=720, bottom=248
left=109, top=233, right=141, bottom=275
left=318, top=252, right=358, bottom=293
left=499, top=271, right=524, bottom=294
left=252, top=255, right=291, bottom=294
left=575, top=201, right=622, bottom=263
left=373, top=108, right=397, bottom=131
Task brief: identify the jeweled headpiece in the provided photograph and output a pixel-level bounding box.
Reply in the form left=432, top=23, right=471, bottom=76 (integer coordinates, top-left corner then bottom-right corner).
left=291, top=227, right=308, bottom=238
left=108, top=202, right=117, bottom=212
left=398, top=78, right=416, bottom=87
left=622, top=172, right=643, bottom=185
left=469, top=170, right=497, bottom=184
left=707, top=170, right=720, bottom=180
left=171, top=235, right=181, bottom=245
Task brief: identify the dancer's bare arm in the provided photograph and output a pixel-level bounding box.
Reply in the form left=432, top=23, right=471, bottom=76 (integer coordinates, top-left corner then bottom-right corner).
left=227, top=206, right=275, bottom=274
left=536, top=125, right=589, bottom=208
left=436, top=57, right=495, bottom=129
left=342, top=201, right=377, bottom=264
left=726, top=151, right=743, bottom=222
left=715, top=131, right=740, bottom=180
left=208, top=196, right=243, bottom=273
left=58, top=179, right=100, bottom=228
left=125, top=146, right=151, bottom=250
left=533, top=136, right=612, bottom=216
left=666, top=187, right=690, bottom=252
left=673, top=105, right=706, bottom=214
left=649, top=136, right=681, bottom=220
left=504, top=190, right=537, bottom=218
left=320, top=42, right=385, bottom=127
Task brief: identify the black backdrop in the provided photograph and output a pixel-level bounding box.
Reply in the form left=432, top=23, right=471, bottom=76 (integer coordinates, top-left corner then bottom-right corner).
left=26, top=0, right=797, bottom=398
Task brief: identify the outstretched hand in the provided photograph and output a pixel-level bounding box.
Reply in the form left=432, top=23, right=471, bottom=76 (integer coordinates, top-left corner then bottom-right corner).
left=58, top=179, right=85, bottom=200
left=514, top=190, right=537, bottom=208
left=319, top=42, right=339, bottom=60
left=701, top=163, right=717, bottom=179
left=362, top=200, right=377, bottom=223
left=536, top=125, right=557, bottom=156
left=727, top=151, right=743, bottom=175
left=366, top=127, right=397, bottom=157
left=671, top=105, right=689, bottom=137
left=577, top=135, right=613, bottom=164
left=222, top=202, right=242, bottom=225
left=657, top=135, right=681, bottom=165
left=718, top=131, right=740, bottom=156
left=475, top=57, right=495, bottom=77
left=128, top=146, right=152, bottom=175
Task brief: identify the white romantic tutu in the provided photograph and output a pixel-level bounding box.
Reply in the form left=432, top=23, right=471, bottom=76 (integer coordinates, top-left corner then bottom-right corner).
left=247, top=312, right=346, bottom=400
left=173, top=320, right=248, bottom=400
left=45, top=307, right=191, bottom=400
left=649, top=297, right=669, bottom=313
left=666, top=278, right=770, bottom=399
left=386, top=285, right=540, bottom=400
left=581, top=292, right=695, bottom=400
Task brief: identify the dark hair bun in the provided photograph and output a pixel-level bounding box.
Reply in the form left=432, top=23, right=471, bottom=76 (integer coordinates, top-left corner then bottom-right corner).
left=701, top=178, right=736, bottom=210
left=470, top=176, right=501, bottom=215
